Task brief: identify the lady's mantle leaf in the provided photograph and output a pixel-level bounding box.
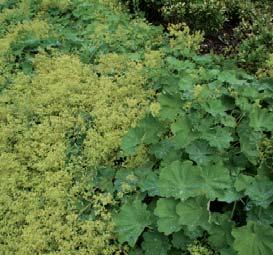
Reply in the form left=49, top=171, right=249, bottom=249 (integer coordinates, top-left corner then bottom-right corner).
left=232, top=221, right=273, bottom=255
left=141, top=231, right=171, bottom=255
left=208, top=213, right=234, bottom=249
left=158, top=160, right=203, bottom=200
left=244, top=176, right=273, bottom=208
left=176, top=197, right=210, bottom=229
left=235, top=175, right=273, bottom=208
left=154, top=198, right=181, bottom=235
left=158, top=93, right=183, bottom=120
left=247, top=204, right=273, bottom=225
left=171, top=115, right=196, bottom=148
left=201, top=161, right=235, bottom=201
left=185, top=140, right=215, bottom=165
left=114, top=200, right=152, bottom=247
left=171, top=231, right=191, bottom=250
left=121, top=116, right=164, bottom=155
left=249, top=108, right=273, bottom=132
left=204, top=127, right=233, bottom=150
left=121, top=127, right=144, bottom=155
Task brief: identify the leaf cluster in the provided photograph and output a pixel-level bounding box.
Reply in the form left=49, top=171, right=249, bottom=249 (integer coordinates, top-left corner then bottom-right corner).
left=114, top=52, right=273, bottom=254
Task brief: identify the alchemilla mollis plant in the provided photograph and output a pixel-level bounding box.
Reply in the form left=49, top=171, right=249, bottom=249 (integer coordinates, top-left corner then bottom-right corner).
left=1, top=0, right=273, bottom=254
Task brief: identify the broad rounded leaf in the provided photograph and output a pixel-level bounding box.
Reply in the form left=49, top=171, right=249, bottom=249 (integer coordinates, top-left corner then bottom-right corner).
left=158, top=160, right=203, bottom=200
left=232, top=222, right=273, bottom=255
left=171, top=115, right=196, bottom=148
left=141, top=232, right=171, bottom=255
left=249, top=108, right=273, bottom=132
left=185, top=140, right=215, bottom=165
left=171, top=231, right=191, bottom=250
left=114, top=200, right=152, bottom=247
left=204, top=127, right=233, bottom=150
left=176, top=197, right=209, bottom=229
left=154, top=198, right=181, bottom=235
left=244, top=176, right=273, bottom=208
left=201, top=161, right=235, bottom=201
left=158, top=93, right=183, bottom=120
left=121, top=127, right=144, bottom=155
left=208, top=213, right=234, bottom=249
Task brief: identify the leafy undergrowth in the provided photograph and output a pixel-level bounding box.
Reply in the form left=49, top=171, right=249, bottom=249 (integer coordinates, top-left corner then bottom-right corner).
left=115, top=51, right=273, bottom=254
left=121, top=0, right=273, bottom=74
left=0, top=0, right=159, bottom=254
left=1, top=0, right=273, bottom=255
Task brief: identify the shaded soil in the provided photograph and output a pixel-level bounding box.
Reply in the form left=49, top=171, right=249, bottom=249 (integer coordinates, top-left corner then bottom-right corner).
left=200, top=21, right=241, bottom=56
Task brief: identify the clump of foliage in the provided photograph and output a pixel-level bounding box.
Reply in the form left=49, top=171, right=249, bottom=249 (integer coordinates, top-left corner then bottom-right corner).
left=112, top=29, right=273, bottom=254
left=121, top=0, right=273, bottom=74
left=0, top=0, right=162, bottom=254
left=1, top=0, right=273, bottom=254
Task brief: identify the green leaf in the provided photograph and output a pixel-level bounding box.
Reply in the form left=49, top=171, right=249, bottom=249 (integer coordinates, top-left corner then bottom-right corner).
left=121, top=115, right=164, bottom=155
left=171, top=115, right=196, bottom=148
left=201, top=161, right=235, bottom=201
left=249, top=108, right=273, bottom=132
left=160, top=149, right=183, bottom=167
left=234, top=174, right=255, bottom=192
left=218, top=70, right=245, bottom=85
left=220, top=248, right=237, bottom=255
left=121, top=127, right=144, bottom=155
left=94, top=166, right=115, bottom=193
left=158, top=93, right=182, bottom=120
left=202, top=98, right=228, bottom=117
left=171, top=231, right=191, bottom=250
left=232, top=221, right=273, bottom=255
left=247, top=204, right=273, bottom=225
left=141, top=115, right=165, bottom=144
left=176, top=197, right=209, bottom=229
left=150, top=139, right=175, bottom=159
left=244, top=176, right=273, bottom=208
left=220, top=115, right=237, bottom=128
left=238, top=120, right=262, bottom=165
left=141, top=232, right=171, bottom=255
left=158, top=160, right=203, bottom=200
left=114, top=199, right=152, bottom=247
left=178, top=75, right=195, bottom=91
left=185, top=140, right=215, bottom=165
left=129, top=249, right=143, bottom=255
left=204, top=127, right=233, bottom=150
left=154, top=198, right=181, bottom=235
left=208, top=213, right=234, bottom=249
left=183, top=225, right=204, bottom=239
left=138, top=171, right=160, bottom=196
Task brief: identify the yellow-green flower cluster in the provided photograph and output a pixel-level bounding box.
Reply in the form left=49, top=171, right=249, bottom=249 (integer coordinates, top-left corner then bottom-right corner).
left=0, top=49, right=153, bottom=253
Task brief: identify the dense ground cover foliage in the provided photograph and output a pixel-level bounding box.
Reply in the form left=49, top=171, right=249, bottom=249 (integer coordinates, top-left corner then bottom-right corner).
left=0, top=0, right=160, bottom=254
left=1, top=0, right=273, bottom=255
